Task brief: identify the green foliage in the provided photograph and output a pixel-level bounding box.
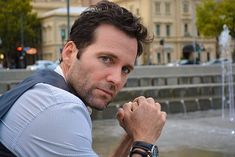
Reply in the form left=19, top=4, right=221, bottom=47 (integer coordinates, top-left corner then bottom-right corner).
left=0, top=0, right=41, bottom=65
left=219, top=0, right=235, bottom=38
left=196, top=0, right=235, bottom=39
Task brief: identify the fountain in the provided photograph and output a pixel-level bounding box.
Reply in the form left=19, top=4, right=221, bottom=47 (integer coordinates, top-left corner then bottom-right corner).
left=219, top=24, right=235, bottom=134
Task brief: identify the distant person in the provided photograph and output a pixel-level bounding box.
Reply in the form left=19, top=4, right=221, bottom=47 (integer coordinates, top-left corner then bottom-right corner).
left=0, top=1, right=166, bottom=157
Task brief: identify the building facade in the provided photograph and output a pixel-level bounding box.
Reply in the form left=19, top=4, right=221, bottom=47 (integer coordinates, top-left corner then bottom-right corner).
left=32, top=0, right=216, bottom=64
left=111, top=0, right=216, bottom=65
left=31, top=0, right=84, bottom=60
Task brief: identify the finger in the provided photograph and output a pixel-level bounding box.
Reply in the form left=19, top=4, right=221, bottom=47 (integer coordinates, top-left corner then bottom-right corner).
left=161, top=111, right=167, bottom=121
left=131, top=102, right=139, bottom=111
left=133, top=96, right=146, bottom=103
left=116, top=108, right=125, bottom=127
left=133, top=96, right=148, bottom=106
left=122, top=101, right=132, bottom=111
left=146, top=97, right=155, bottom=104
left=116, top=108, right=124, bottom=121
left=155, top=102, right=161, bottom=110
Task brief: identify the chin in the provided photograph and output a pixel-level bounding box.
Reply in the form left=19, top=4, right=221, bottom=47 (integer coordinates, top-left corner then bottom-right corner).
left=93, top=107, right=105, bottom=111
left=91, top=101, right=110, bottom=111
left=91, top=105, right=107, bottom=111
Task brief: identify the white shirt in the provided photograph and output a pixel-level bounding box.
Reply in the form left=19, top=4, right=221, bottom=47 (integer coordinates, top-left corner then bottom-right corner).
left=0, top=68, right=98, bottom=157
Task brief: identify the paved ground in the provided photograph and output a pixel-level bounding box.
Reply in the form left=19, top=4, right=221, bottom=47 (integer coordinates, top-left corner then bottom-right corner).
left=92, top=109, right=235, bottom=157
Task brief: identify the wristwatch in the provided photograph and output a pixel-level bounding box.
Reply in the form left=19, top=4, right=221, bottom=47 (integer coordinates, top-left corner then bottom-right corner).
left=130, top=141, right=159, bottom=157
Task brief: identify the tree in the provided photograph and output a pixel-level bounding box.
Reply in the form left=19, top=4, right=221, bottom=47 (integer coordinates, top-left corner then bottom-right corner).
left=196, top=0, right=235, bottom=58
left=0, top=0, right=41, bottom=68
left=219, top=0, right=235, bottom=38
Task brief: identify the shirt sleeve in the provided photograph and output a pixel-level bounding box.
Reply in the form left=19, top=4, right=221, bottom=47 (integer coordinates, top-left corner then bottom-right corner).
left=14, top=102, right=99, bottom=157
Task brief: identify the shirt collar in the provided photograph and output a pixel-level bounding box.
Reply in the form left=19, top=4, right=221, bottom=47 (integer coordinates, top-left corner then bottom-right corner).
left=54, top=65, right=65, bottom=78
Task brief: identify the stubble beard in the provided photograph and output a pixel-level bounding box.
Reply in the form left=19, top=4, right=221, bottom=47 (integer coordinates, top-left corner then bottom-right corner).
left=75, top=83, right=112, bottom=111
left=67, top=70, right=115, bottom=110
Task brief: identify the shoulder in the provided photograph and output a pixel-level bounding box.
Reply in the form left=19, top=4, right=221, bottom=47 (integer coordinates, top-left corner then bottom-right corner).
left=20, top=83, right=87, bottom=110
left=18, top=83, right=92, bottom=123
left=17, top=84, right=95, bottom=156
left=1, top=83, right=96, bottom=156
left=28, top=83, right=82, bottom=105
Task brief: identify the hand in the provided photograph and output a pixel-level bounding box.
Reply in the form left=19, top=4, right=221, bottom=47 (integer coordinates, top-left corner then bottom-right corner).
left=116, top=96, right=166, bottom=144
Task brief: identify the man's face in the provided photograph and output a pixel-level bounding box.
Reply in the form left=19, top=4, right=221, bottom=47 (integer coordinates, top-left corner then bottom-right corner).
left=62, top=24, right=138, bottom=110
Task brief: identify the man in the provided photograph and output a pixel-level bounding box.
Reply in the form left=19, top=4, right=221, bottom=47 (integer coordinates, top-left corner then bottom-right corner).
left=0, top=1, right=166, bottom=156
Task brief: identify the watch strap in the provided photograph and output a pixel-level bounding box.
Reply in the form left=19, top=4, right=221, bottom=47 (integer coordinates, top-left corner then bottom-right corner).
left=130, top=141, right=158, bottom=157
left=129, top=149, right=149, bottom=157
left=132, top=141, right=155, bottom=152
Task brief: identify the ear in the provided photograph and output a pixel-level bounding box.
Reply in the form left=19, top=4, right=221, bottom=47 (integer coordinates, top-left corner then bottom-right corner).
left=61, top=41, right=77, bottom=67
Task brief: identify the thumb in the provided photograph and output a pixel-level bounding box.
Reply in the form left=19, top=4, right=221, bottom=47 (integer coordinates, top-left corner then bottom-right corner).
left=116, top=108, right=125, bottom=127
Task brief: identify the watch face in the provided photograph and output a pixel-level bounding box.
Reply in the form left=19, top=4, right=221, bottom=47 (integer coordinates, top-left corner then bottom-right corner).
left=132, top=141, right=159, bottom=157
left=152, top=146, right=158, bottom=157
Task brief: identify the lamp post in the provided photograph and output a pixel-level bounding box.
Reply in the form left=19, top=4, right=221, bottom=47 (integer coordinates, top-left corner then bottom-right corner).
left=0, top=37, right=4, bottom=68
left=0, top=37, right=2, bottom=47
left=60, top=29, right=66, bottom=56
left=67, top=0, right=70, bottom=36
left=20, top=14, right=24, bottom=48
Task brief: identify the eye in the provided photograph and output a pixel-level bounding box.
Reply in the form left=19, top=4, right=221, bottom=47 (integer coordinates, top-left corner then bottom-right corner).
left=122, top=66, right=131, bottom=75
left=100, top=56, right=114, bottom=64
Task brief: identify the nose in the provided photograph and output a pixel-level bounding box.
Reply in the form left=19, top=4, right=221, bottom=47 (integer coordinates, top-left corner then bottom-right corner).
left=106, top=68, right=125, bottom=89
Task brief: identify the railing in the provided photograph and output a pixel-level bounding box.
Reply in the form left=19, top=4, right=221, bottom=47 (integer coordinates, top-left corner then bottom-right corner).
left=0, top=69, right=34, bottom=93
left=93, top=64, right=234, bottom=119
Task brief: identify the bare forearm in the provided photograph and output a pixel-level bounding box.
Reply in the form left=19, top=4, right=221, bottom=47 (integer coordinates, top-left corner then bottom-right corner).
left=113, top=97, right=166, bottom=157
left=109, top=133, right=133, bottom=157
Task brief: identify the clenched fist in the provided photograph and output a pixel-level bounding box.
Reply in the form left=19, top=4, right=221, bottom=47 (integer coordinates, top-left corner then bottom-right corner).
left=117, top=96, right=167, bottom=144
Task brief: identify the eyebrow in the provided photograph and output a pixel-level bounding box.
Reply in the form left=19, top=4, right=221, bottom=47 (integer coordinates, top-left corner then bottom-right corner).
left=127, top=64, right=134, bottom=72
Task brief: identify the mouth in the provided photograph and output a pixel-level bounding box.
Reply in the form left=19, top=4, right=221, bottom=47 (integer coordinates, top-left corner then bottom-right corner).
left=97, top=88, right=114, bottom=98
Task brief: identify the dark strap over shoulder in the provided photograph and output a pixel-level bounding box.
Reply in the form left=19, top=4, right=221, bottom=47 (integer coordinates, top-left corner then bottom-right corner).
left=0, top=143, right=17, bottom=157
left=0, top=69, right=71, bottom=156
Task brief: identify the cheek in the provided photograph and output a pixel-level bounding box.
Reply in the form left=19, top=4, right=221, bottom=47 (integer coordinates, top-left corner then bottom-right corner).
left=122, top=79, right=127, bottom=88
left=79, top=67, right=101, bottom=85
left=118, top=77, right=128, bottom=91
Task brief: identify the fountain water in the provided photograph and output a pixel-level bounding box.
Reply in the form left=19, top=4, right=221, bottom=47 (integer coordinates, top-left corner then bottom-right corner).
left=219, top=24, right=235, bottom=134
left=180, top=99, right=187, bottom=115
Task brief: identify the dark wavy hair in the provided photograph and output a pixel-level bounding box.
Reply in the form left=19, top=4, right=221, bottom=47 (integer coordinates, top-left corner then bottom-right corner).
left=68, top=0, right=152, bottom=59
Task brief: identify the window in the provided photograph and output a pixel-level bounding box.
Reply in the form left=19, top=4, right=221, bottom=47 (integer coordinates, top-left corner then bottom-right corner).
left=165, top=2, right=171, bottom=15
left=60, top=27, right=67, bottom=45
left=48, top=27, right=52, bottom=42
left=42, top=27, right=47, bottom=43
left=157, top=53, right=161, bottom=63
left=184, top=23, right=190, bottom=36
left=129, top=5, right=134, bottom=12
left=183, top=1, right=189, bottom=13
left=184, top=24, right=188, bottom=33
left=154, top=2, right=161, bottom=14
left=136, top=8, right=139, bottom=16
left=167, top=52, right=171, bottom=63
left=156, top=24, right=161, bottom=37
left=60, top=28, right=66, bottom=40
left=207, top=52, right=210, bottom=61
left=166, top=24, right=171, bottom=37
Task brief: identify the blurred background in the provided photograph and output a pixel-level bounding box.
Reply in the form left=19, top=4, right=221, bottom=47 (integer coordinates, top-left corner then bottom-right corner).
left=0, top=0, right=234, bottom=70
left=0, top=1, right=235, bottom=157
